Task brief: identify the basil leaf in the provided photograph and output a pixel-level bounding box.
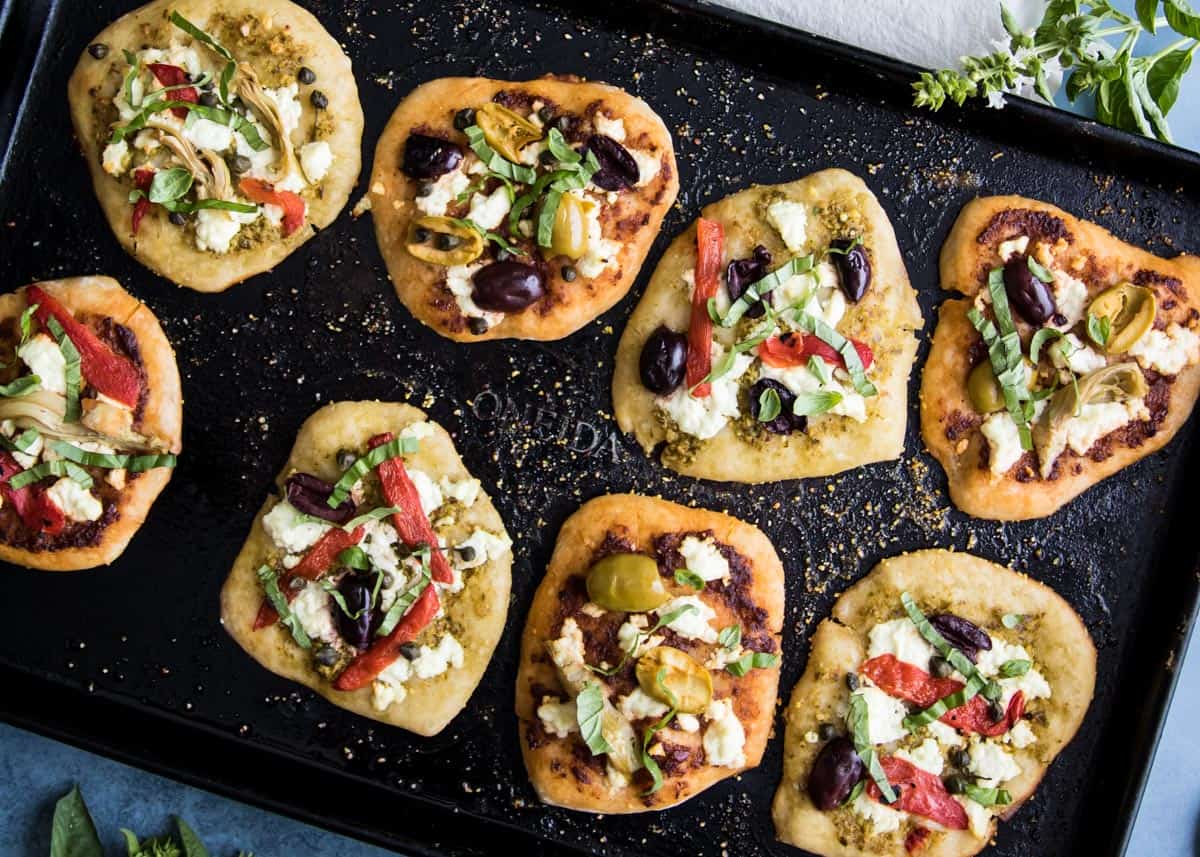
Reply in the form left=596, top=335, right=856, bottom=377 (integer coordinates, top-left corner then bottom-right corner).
left=1146, top=47, right=1194, bottom=114
left=48, top=441, right=176, bottom=473
left=256, top=565, right=311, bottom=650
left=1137, top=0, right=1161, bottom=31
left=576, top=683, right=614, bottom=756
left=718, top=624, right=741, bottom=650
left=792, top=390, right=843, bottom=417
left=170, top=12, right=234, bottom=61
left=588, top=603, right=698, bottom=677
left=176, top=818, right=211, bottom=857
left=546, top=127, right=581, bottom=164
left=963, top=783, right=1013, bottom=807
left=17, top=303, right=37, bottom=347
left=725, top=651, right=779, bottom=677
left=692, top=332, right=770, bottom=391
left=841, top=778, right=866, bottom=807
left=824, top=236, right=862, bottom=257
left=376, top=551, right=431, bottom=638
left=673, top=567, right=705, bottom=590
left=536, top=187, right=563, bottom=247
left=1165, top=0, right=1200, bottom=39
left=847, top=692, right=897, bottom=803
left=967, top=273, right=1032, bottom=450
left=2, top=428, right=40, bottom=455
left=337, top=545, right=371, bottom=571
left=998, top=659, right=1031, bottom=678
left=807, top=354, right=832, bottom=385
left=50, top=786, right=104, bottom=857
left=721, top=255, right=813, bottom=328
left=793, top=312, right=877, bottom=397
left=900, top=592, right=989, bottom=729
left=112, top=101, right=269, bottom=151
left=1029, top=327, right=1063, bottom=364
left=639, top=668, right=679, bottom=795
left=706, top=297, right=723, bottom=324
left=1087, top=313, right=1112, bottom=347
left=8, top=459, right=93, bottom=490
left=121, top=50, right=141, bottom=109
left=141, top=195, right=258, bottom=215
left=46, top=317, right=82, bottom=423
left=464, top=125, right=537, bottom=184
left=1002, top=613, right=1024, bottom=629
left=507, top=169, right=571, bottom=235
left=327, top=436, right=419, bottom=508
left=756, top=386, right=782, bottom=422
left=0, top=375, right=40, bottom=397
left=1026, top=254, right=1054, bottom=284
left=341, top=505, right=402, bottom=531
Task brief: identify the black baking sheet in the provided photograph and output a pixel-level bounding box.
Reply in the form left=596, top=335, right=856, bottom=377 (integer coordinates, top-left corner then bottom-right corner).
left=1, top=1, right=1199, bottom=855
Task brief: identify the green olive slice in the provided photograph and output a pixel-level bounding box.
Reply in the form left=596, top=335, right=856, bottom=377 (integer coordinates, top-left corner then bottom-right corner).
left=475, top=102, right=543, bottom=163
left=585, top=553, right=669, bottom=612
left=406, top=215, right=484, bottom=267
left=549, top=193, right=592, bottom=260
left=1087, top=283, right=1157, bottom=354
left=636, top=646, right=713, bottom=715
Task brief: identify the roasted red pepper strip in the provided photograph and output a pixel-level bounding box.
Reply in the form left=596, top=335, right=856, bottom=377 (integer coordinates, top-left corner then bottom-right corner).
left=944, top=690, right=1025, bottom=737
left=251, top=525, right=365, bottom=630
left=0, top=452, right=62, bottom=535
left=757, top=331, right=874, bottom=371
left=147, top=63, right=197, bottom=118
left=238, top=178, right=306, bottom=237
left=27, top=286, right=143, bottom=408
left=132, top=168, right=155, bottom=235
left=333, top=584, right=440, bottom=691
left=370, top=432, right=453, bottom=584
left=685, top=218, right=724, bottom=398
left=868, top=756, right=968, bottom=830
left=905, top=827, right=933, bottom=855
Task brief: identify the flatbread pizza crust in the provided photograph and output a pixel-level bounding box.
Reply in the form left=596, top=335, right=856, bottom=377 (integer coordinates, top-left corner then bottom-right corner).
left=515, top=493, right=784, bottom=813
left=772, top=549, right=1096, bottom=857
left=219, top=401, right=512, bottom=735
left=0, top=276, right=182, bottom=572
left=368, top=76, right=679, bottom=341
left=612, top=168, right=922, bottom=482
left=68, top=0, right=364, bottom=292
left=922, top=195, right=1200, bottom=520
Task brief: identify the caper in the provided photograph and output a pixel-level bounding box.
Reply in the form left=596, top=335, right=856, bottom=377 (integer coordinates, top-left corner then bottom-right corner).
left=199, top=91, right=218, bottom=108
left=413, top=227, right=431, bottom=243
left=400, top=643, right=421, bottom=660
left=288, top=577, right=305, bottom=591
left=585, top=553, right=669, bottom=612
left=416, top=181, right=434, bottom=198
left=310, top=90, right=329, bottom=110
left=453, top=108, right=476, bottom=131
left=457, top=544, right=477, bottom=561
left=168, top=212, right=186, bottom=226
left=1087, top=282, right=1157, bottom=354
left=539, top=149, right=557, bottom=166
left=231, top=154, right=252, bottom=175
left=406, top=215, right=484, bottom=267
left=845, top=672, right=859, bottom=691
left=468, top=317, right=490, bottom=335
left=314, top=645, right=339, bottom=667
left=475, top=102, right=543, bottom=162
left=436, top=233, right=462, bottom=251
left=538, top=105, right=556, bottom=124
left=967, top=361, right=1006, bottom=414
left=950, top=748, right=971, bottom=770
left=297, top=66, right=317, bottom=85
left=549, top=194, right=592, bottom=260
left=636, top=646, right=713, bottom=714
left=929, top=655, right=954, bottom=678
left=88, top=43, right=109, bottom=60
left=336, top=449, right=357, bottom=469
left=561, top=265, right=577, bottom=282
left=944, top=774, right=969, bottom=795
left=817, top=722, right=836, bottom=741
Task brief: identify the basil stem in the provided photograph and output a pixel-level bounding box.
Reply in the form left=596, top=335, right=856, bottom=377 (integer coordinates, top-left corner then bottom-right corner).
left=326, top=437, right=418, bottom=509
left=257, top=564, right=311, bottom=649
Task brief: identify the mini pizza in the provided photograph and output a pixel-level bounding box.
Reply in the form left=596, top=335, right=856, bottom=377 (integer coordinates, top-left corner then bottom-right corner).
left=772, top=550, right=1096, bottom=856
left=613, top=169, right=922, bottom=482
left=368, top=76, right=678, bottom=341
left=69, top=0, right=364, bottom=292
left=515, top=494, right=783, bottom=812
left=220, top=401, right=512, bottom=735
left=922, top=196, right=1200, bottom=520
left=0, top=277, right=182, bottom=571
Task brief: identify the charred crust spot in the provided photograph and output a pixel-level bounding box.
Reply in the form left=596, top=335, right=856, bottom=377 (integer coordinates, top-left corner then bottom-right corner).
left=944, top=410, right=981, bottom=442
left=1133, top=268, right=1184, bottom=295
left=570, top=740, right=605, bottom=781
left=524, top=719, right=549, bottom=751
left=976, top=208, right=1073, bottom=247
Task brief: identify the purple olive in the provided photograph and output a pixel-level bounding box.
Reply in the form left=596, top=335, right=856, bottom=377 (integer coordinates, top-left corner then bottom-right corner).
left=639, top=326, right=688, bottom=395
left=402, top=133, right=464, bottom=180
left=285, top=473, right=354, bottom=524
left=1003, top=256, right=1055, bottom=324
left=726, top=245, right=773, bottom=319
left=749, top=378, right=807, bottom=435
left=808, top=737, right=865, bottom=811
left=930, top=613, right=992, bottom=663
left=831, top=239, right=872, bottom=302
left=335, top=574, right=378, bottom=650
left=472, top=261, right=545, bottom=311
left=586, top=135, right=639, bottom=191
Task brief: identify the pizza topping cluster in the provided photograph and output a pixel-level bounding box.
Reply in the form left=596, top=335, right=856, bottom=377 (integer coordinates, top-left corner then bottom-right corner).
left=961, top=216, right=1199, bottom=480
left=400, top=95, right=667, bottom=334
left=532, top=530, right=778, bottom=801
left=0, top=288, right=176, bottom=548
left=251, top=420, right=511, bottom=711
left=640, top=200, right=879, bottom=454
left=93, top=12, right=336, bottom=253
left=807, top=594, right=1050, bottom=848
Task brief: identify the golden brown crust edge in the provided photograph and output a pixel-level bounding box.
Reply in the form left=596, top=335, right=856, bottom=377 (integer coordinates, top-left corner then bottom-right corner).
left=923, top=195, right=1200, bottom=520
left=515, top=493, right=784, bottom=813
left=772, top=549, right=1097, bottom=857
left=369, top=76, right=679, bottom=342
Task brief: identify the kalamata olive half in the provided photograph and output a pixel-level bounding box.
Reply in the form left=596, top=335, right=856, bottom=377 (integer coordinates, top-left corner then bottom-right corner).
left=335, top=574, right=378, bottom=650
left=402, top=133, right=464, bottom=180
left=726, top=245, right=773, bottom=318
left=586, top=135, right=639, bottom=190
left=929, top=613, right=992, bottom=662
left=472, top=261, right=545, bottom=312
left=808, top=737, right=866, bottom=810
left=285, top=472, right=354, bottom=524
left=1003, top=256, right=1055, bottom=324
left=831, top=239, right=872, bottom=302
left=639, top=326, right=688, bottom=395
left=749, top=378, right=807, bottom=435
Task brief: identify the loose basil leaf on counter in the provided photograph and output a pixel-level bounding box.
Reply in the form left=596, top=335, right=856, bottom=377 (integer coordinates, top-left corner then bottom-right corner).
left=848, top=691, right=897, bottom=803
left=337, top=545, right=372, bottom=571
left=794, top=312, right=877, bottom=397
left=1026, top=255, right=1055, bottom=284
left=176, top=817, right=211, bottom=857
left=674, top=567, right=705, bottom=590
left=718, top=624, right=742, bottom=651
left=1002, top=613, right=1024, bottom=629
left=464, top=125, right=537, bottom=184
left=327, top=436, right=419, bottom=508
left=721, top=255, right=813, bottom=328
left=725, top=651, right=780, bottom=677
left=9, top=459, right=93, bottom=490
left=900, top=592, right=989, bottom=729
left=256, top=565, right=311, bottom=650
left=640, top=667, right=680, bottom=796
left=376, top=551, right=431, bottom=638
left=998, top=659, right=1031, bottom=678
left=0, top=375, right=40, bottom=398
left=50, top=785, right=104, bottom=857
left=963, top=783, right=1013, bottom=807
left=793, top=390, right=843, bottom=417
left=756, top=386, right=782, bottom=422
left=1029, top=327, right=1063, bottom=364
left=49, top=441, right=177, bottom=473
left=46, top=318, right=82, bottom=423
left=576, top=683, right=614, bottom=756
left=341, top=505, right=402, bottom=531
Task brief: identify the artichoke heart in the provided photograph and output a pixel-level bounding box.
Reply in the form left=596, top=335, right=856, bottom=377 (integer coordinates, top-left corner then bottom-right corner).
left=1032, top=363, right=1148, bottom=478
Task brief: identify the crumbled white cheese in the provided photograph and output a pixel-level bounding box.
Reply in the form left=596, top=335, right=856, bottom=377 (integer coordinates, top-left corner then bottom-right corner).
left=291, top=582, right=338, bottom=643
left=445, top=262, right=504, bottom=327
left=593, top=113, right=626, bottom=141
left=133, top=129, right=161, bottom=154
left=415, top=167, right=472, bottom=217
left=194, top=208, right=243, bottom=254
left=618, top=688, right=669, bottom=721
left=17, top=334, right=66, bottom=395
left=851, top=791, right=904, bottom=834
left=867, top=618, right=937, bottom=669
left=676, top=713, right=700, bottom=733
left=580, top=602, right=607, bottom=618
left=850, top=685, right=908, bottom=744
left=184, top=117, right=234, bottom=152
left=895, top=738, right=944, bottom=776
left=702, top=698, right=746, bottom=768
left=261, top=500, right=331, bottom=554
left=466, top=186, right=512, bottom=231
left=102, top=140, right=131, bottom=176
left=968, top=739, right=1021, bottom=787
left=576, top=195, right=622, bottom=278
left=1130, top=323, right=1200, bottom=376
left=657, top=344, right=753, bottom=439
left=656, top=596, right=718, bottom=643
left=410, top=633, right=465, bottom=679
left=399, top=420, right=436, bottom=443
left=361, top=519, right=402, bottom=576
left=45, top=478, right=102, bottom=522
left=1006, top=720, right=1037, bottom=749
left=12, top=431, right=44, bottom=470
left=406, top=469, right=443, bottom=516
left=997, top=235, right=1029, bottom=261
left=454, top=528, right=512, bottom=569
left=518, top=140, right=547, bottom=166
left=957, top=795, right=994, bottom=839
left=1064, top=400, right=1147, bottom=457
left=537, top=697, right=579, bottom=737
left=263, top=83, right=302, bottom=138
left=1050, top=333, right=1107, bottom=375
left=616, top=620, right=662, bottom=658
left=684, top=267, right=730, bottom=315
left=980, top=411, right=1025, bottom=476
left=548, top=618, right=590, bottom=689
left=371, top=679, right=405, bottom=711
left=299, top=140, right=333, bottom=184
left=630, top=148, right=660, bottom=186
left=926, top=719, right=966, bottom=748
left=1051, top=269, right=1089, bottom=330
left=678, top=535, right=729, bottom=583
left=439, top=476, right=481, bottom=507
left=766, top=199, right=808, bottom=253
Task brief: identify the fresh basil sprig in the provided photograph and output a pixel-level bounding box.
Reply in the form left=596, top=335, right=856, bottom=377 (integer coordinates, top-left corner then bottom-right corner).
left=326, top=436, right=419, bottom=508
left=847, top=691, right=898, bottom=803
left=257, top=564, right=311, bottom=649
left=725, top=650, right=780, bottom=677
left=576, top=682, right=614, bottom=756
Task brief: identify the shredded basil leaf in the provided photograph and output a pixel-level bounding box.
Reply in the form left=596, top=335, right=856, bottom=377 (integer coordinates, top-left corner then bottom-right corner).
left=1026, top=255, right=1054, bottom=284
left=792, top=390, right=843, bottom=417
left=848, top=691, right=897, bottom=803
left=17, top=304, right=37, bottom=347
left=998, top=659, right=1031, bottom=678
left=337, top=545, right=371, bottom=571
left=341, top=506, right=402, bottom=531
left=807, top=354, right=833, bottom=385
left=824, top=236, right=863, bottom=257
left=1001, top=613, right=1024, bottom=629
left=0, top=375, right=40, bottom=398
left=900, top=592, right=988, bottom=730
left=692, top=333, right=769, bottom=392
left=718, top=624, right=741, bottom=650
left=756, top=386, right=782, bottom=422
left=793, top=312, right=877, bottom=397
left=576, top=683, right=614, bottom=756
left=257, top=564, right=311, bottom=649
left=47, top=441, right=176, bottom=473
left=327, top=437, right=419, bottom=509
left=375, top=549, right=431, bottom=638
left=463, top=125, right=537, bottom=184
left=45, top=318, right=81, bottom=424
left=8, top=459, right=93, bottom=490
left=721, top=255, right=813, bottom=328
left=322, top=569, right=384, bottom=621
left=170, top=12, right=234, bottom=61
left=725, top=651, right=780, bottom=677
left=546, top=127, right=580, bottom=164
left=128, top=191, right=258, bottom=215
left=963, top=783, right=1013, bottom=807
left=1029, top=327, right=1063, bottom=364
left=706, top=297, right=724, bottom=324
left=111, top=100, right=269, bottom=151
left=148, top=168, right=194, bottom=204
left=639, top=667, right=679, bottom=796
left=673, top=568, right=705, bottom=590
left=967, top=271, right=1033, bottom=450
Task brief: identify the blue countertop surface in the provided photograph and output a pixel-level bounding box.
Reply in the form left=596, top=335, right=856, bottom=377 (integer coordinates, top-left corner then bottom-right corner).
left=4, top=1, right=1200, bottom=855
